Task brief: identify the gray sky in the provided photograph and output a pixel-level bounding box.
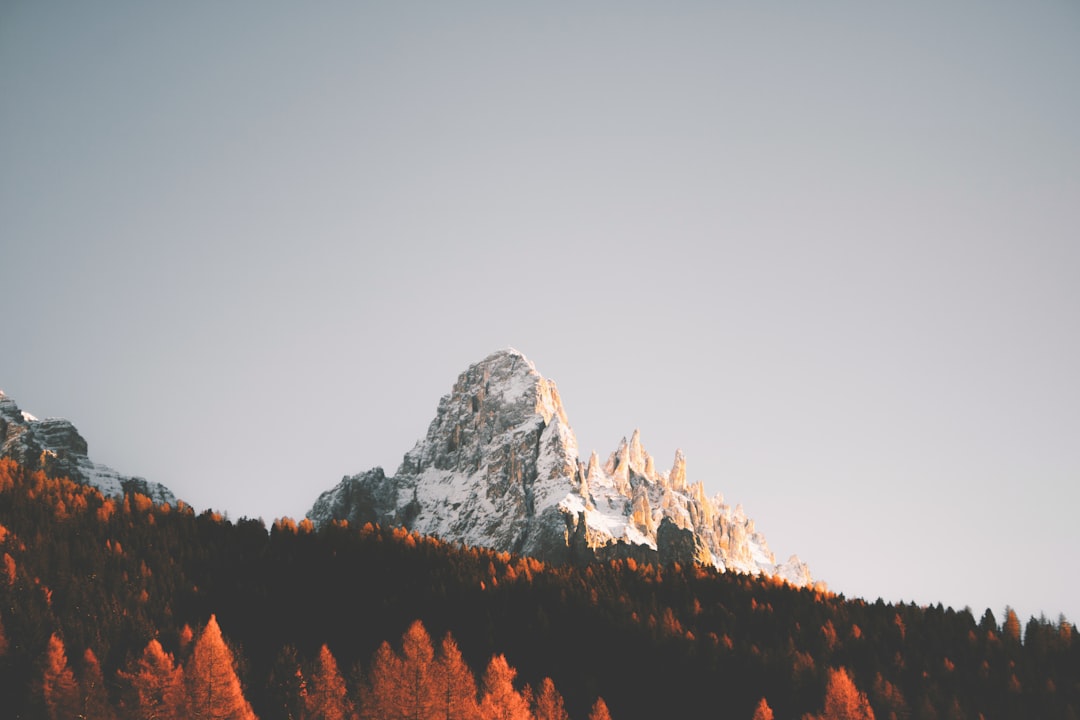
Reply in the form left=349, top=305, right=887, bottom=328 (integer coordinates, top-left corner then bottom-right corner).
left=3, top=1, right=1078, bottom=626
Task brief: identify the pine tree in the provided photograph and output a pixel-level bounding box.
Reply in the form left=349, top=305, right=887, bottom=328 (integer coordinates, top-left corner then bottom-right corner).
left=304, top=644, right=354, bottom=720
left=432, top=633, right=480, bottom=720
left=41, top=633, right=80, bottom=720
left=587, top=697, right=613, bottom=720
left=80, top=648, right=116, bottom=720
left=479, top=654, right=533, bottom=720
left=533, top=678, right=568, bottom=720
left=118, top=639, right=188, bottom=720
left=751, top=697, right=774, bottom=720
left=185, top=615, right=257, bottom=720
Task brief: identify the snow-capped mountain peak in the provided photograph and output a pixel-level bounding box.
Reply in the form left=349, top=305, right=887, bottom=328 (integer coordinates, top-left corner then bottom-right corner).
left=0, top=389, right=175, bottom=504
left=308, top=351, right=812, bottom=585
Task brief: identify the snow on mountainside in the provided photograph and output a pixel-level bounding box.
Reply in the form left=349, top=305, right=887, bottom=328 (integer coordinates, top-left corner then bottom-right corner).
left=308, top=349, right=812, bottom=585
left=0, top=389, right=175, bottom=505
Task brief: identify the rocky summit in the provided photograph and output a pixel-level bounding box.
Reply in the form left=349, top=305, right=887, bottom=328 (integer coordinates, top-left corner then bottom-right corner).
left=308, top=349, right=812, bottom=585
left=0, top=389, right=175, bottom=505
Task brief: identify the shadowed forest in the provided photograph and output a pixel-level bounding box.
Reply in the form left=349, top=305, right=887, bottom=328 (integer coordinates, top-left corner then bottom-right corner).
left=0, top=458, right=1077, bottom=719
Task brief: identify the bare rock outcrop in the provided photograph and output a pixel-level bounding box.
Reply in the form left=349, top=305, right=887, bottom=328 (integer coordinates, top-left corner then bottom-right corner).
left=307, top=349, right=812, bottom=585
left=0, top=390, right=175, bottom=504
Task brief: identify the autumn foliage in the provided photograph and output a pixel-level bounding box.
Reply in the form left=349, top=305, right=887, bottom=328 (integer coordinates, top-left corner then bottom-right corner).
left=0, top=458, right=1078, bottom=719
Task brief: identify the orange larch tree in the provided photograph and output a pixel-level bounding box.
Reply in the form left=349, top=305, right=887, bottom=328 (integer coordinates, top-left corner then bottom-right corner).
left=751, top=697, right=774, bottom=720
left=479, top=654, right=533, bottom=720
left=185, top=615, right=257, bottom=720
left=587, top=697, right=613, bottom=720
left=117, top=638, right=187, bottom=720
left=809, top=667, right=875, bottom=720
left=41, top=633, right=80, bottom=720
left=303, top=644, right=355, bottom=720
left=80, top=648, right=116, bottom=720
left=432, top=632, right=480, bottom=720
left=400, top=620, right=437, bottom=720
left=532, top=677, right=568, bottom=720
left=362, top=641, right=404, bottom=720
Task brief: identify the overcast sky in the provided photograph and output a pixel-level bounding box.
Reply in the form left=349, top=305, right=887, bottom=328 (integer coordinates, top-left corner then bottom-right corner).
left=3, top=1, right=1078, bottom=626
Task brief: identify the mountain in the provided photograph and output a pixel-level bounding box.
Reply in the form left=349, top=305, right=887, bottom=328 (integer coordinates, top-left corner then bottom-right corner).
left=0, top=388, right=174, bottom=504
left=308, top=349, right=811, bottom=585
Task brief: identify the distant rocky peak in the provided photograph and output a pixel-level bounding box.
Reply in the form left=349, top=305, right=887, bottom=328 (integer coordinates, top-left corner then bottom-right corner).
left=309, top=349, right=813, bottom=587
left=398, top=348, right=575, bottom=477
left=464, top=348, right=569, bottom=427
left=0, top=388, right=175, bottom=505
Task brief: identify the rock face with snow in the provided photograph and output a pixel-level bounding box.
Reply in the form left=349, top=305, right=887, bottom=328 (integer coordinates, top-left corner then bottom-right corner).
left=308, top=349, right=812, bottom=585
left=0, top=389, right=175, bottom=505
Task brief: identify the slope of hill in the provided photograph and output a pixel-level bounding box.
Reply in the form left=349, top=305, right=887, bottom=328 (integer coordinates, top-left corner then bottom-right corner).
left=1, top=458, right=1077, bottom=719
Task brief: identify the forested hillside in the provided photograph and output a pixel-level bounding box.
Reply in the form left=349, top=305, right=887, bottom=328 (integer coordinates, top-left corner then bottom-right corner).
left=0, top=458, right=1077, bottom=719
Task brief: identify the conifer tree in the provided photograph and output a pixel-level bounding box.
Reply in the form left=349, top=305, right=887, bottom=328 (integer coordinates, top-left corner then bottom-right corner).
left=304, top=644, right=354, bottom=720
left=819, top=667, right=874, bottom=720
left=185, top=615, right=257, bottom=720
left=533, top=677, right=568, bottom=720
left=362, top=641, right=404, bottom=720
left=400, top=620, right=436, bottom=720
left=587, top=697, right=612, bottom=720
left=179, top=624, right=195, bottom=658
left=432, top=633, right=480, bottom=720
left=267, top=645, right=306, bottom=720
left=751, top=697, right=774, bottom=720
left=118, top=639, right=187, bottom=720
left=80, top=648, right=116, bottom=720
left=41, top=633, right=80, bottom=720
left=1004, top=606, right=1022, bottom=644
left=479, top=654, right=533, bottom=720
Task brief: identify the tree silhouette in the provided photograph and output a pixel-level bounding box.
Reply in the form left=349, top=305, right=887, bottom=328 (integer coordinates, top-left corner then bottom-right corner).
left=400, top=620, right=437, bottom=720
left=185, top=615, right=257, bottom=720
left=1004, top=607, right=1022, bottom=645
left=266, top=645, right=305, bottom=720
left=751, top=697, right=774, bottom=720
left=41, top=634, right=79, bottom=720
left=587, top=697, right=613, bottom=720
left=870, top=672, right=909, bottom=720
left=79, top=648, right=116, bottom=720
left=117, top=639, right=187, bottom=720
left=809, top=667, right=875, bottom=720
left=479, top=654, right=533, bottom=720
left=362, top=641, right=404, bottom=720
left=533, top=677, right=568, bottom=720
left=432, top=633, right=480, bottom=720
left=303, top=644, right=354, bottom=720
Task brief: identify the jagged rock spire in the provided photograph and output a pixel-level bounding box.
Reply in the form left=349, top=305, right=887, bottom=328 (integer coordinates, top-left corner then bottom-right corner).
left=308, top=350, right=812, bottom=586
left=669, top=449, right=687, bottom=492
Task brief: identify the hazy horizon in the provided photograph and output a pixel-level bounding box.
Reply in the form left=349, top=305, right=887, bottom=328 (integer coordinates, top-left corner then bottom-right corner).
left=3, top=2, right=1078, bottom=627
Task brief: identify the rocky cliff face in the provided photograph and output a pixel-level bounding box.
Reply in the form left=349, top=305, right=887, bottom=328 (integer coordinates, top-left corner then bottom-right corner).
left=308, top=349, right=812, bottom=585
left=0, top=390, right=175, bottom=505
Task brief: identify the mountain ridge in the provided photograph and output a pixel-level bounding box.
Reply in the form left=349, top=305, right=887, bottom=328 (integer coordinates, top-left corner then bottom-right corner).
left=0, top=388, right=175, bottom=505
left=308, top=349, right=812, bottom=585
